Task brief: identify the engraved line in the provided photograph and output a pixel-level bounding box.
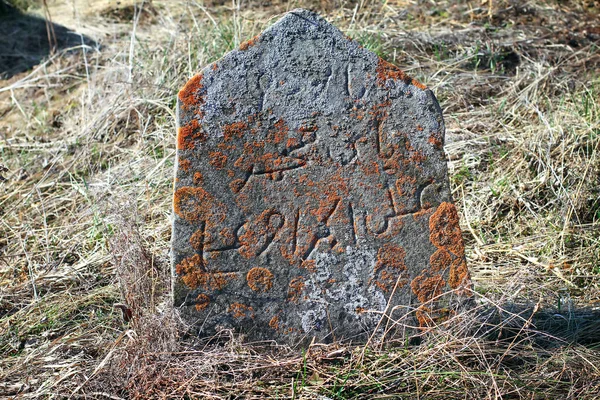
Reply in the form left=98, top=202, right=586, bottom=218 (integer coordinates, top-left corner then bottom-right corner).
left=283, top=137, right=308, bottom=155
left=378, top=117, right=386, bottom=158
left=235, top=167, right=253, bottom=193
left=197, top=220, right=207, bottom=271
left=374, top=180, right=439, bottom=238
left=252, top=159, right=307, bottom=175
left=257, top=235, right=276, bottom=257
left=206, top=244, right=241, bottom=252
left=344, top=63, right=351, bottom=97
left=301, top=234, right=319, bottom=261
left=374, top=118, right=381, bottom=155
left=394, top=180, right=434, bottom=217
left=288, top=145, right=310, bottom=157
left=200, top=221, right=206, bottom=255
left=348, top=202, right=357, bottom=245
left=257, top=71, right=266, bottom=112
left=346, top=143, right=358, bottom=165
left=370, top=192, right=396, bottom=235
left=241, top=160, right=307, bottom=191
left=289, top=132, right=318, bottom=157
left=358, top=84, right=366, bottom=100
left=257, top=212, right=284, bottom=257
left=257, top=232, right=277, bottom=257
left=413, top=179, right=434, bottom=211
left=324, top=66, right=333, bottom=94
left=388, top=187, right=398, bottom=214
left=322, top=197, right=341, bottom=226
left=292, top=208, right=299, bottom=254
left=304, top=199, right=342, bottom=260
left=206, top=221, right=245, bottom=253
left=328, top=235, right=338, bottom=249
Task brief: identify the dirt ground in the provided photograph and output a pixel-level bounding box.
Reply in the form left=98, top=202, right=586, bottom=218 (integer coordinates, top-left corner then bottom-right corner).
left=1, top=0, right=599, bottom=398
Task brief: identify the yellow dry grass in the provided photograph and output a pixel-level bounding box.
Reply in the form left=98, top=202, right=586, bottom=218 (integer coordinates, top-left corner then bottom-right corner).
left=1, top=0, right=599, bottom=398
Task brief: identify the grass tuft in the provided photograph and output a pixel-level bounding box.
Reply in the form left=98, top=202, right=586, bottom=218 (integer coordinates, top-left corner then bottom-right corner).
left=0, top=0, right=598, bottom=398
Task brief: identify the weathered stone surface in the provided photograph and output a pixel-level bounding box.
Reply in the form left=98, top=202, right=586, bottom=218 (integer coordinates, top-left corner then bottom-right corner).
left=172, top=9, right=471, bottom=344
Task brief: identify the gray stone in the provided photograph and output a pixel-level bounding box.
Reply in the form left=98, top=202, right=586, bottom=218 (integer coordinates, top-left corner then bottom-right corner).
left=172, top=9, right=470, bottom=345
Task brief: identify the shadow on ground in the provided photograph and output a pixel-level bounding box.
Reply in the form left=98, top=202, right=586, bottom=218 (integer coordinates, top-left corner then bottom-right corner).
left=475, top=303, right=600, bottom=349
left=0, top=1, right=96, bottom=79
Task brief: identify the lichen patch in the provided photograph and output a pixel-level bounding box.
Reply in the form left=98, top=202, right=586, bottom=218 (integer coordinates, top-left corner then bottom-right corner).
left=178, top=74, right=204, bottom=109
left=247, top=267, right=274, bottom=292
left=375, top=58, right=426, bottom=90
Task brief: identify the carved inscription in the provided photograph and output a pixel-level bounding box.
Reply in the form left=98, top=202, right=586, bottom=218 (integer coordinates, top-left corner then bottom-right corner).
left=172, top=9, right=470, bottom=344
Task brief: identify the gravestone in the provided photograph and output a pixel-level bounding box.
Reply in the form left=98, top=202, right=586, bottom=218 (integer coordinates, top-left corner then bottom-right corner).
left=172, top=9, right=470, bottom=344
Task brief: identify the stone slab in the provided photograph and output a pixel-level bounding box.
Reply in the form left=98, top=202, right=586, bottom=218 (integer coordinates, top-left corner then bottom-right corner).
left=172, top=9, right=471, bottom=344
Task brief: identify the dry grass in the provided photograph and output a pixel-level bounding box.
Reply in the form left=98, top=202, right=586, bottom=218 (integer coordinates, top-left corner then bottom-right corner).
left=0, top=0, right=599, bottom=398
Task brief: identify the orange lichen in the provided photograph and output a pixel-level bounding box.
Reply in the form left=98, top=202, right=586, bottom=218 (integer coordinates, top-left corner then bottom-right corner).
left=380, top=146, right=404, bottom=174
left=372, top=244, right=408, bottom=292
left=193, top=172, right=204, bottom=185
left=429, top=202, right=465, bottom=257
left=178, top=74, right=204, bottom=109
left=173, top=186, right=225, bottom=223
left=219, top=227, right=235, bottom=247
left=229, top=303, right=254, bottom=319
left=311, top=196, right=341, bottom=223
left=217, top=142, right=236, bottom=151
left=378, top=217, right=405, bottom=239
left=229, top=179, right=245, bottom=193
left=299, top=125, right=318, bottom=132
left=448, top=258, right=470, bottom=291
left=241, top=140, right=266, bottom=157
left=375, top=243, right=407, bottom=271
left=374, top=270, right=396, bottom=293
left=175, top=254, right=204, bottom=288
left=209, top=151, right=228, bottom=169
left=410, top=274, right=445, bottom=303
left=189, top=229, right=205, bottom=251
left=287, top=277, right=305, bottom=303
left=247, top=267, right=274, bottom=292
left=223, top=121, right=248, bottom=141
left=286, top=137, right=300, bottom=148
left=361, top=160, right=380, bottom=176
left=239, top=35, right=259, bottom=51
left=415, top=305, right=434, bottom=328
left=179, top=158, right=191, bottom=172
left=238, top=210, right=284, bottom=258
left=271, top=119, right=288, bottom=144
left=428, top=134, right=443, bottom=148
left=300, top=259, right=316, bottom=273
left=197, top=271, right=235, bottom=291
left=175, top=254, right=235, bottom=291
left=375, top=58, right=426, bottom=90
left=177, top=119, right=205, bottom=150
left=409, top=149, right=427, bottom=164
left=195, top=294, right=210, bottom=311
left=269, top=315, right=280, bottom=330
left=429, top=248, right=453, bottom=273
left=412, top=207, right=434, bottom=220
